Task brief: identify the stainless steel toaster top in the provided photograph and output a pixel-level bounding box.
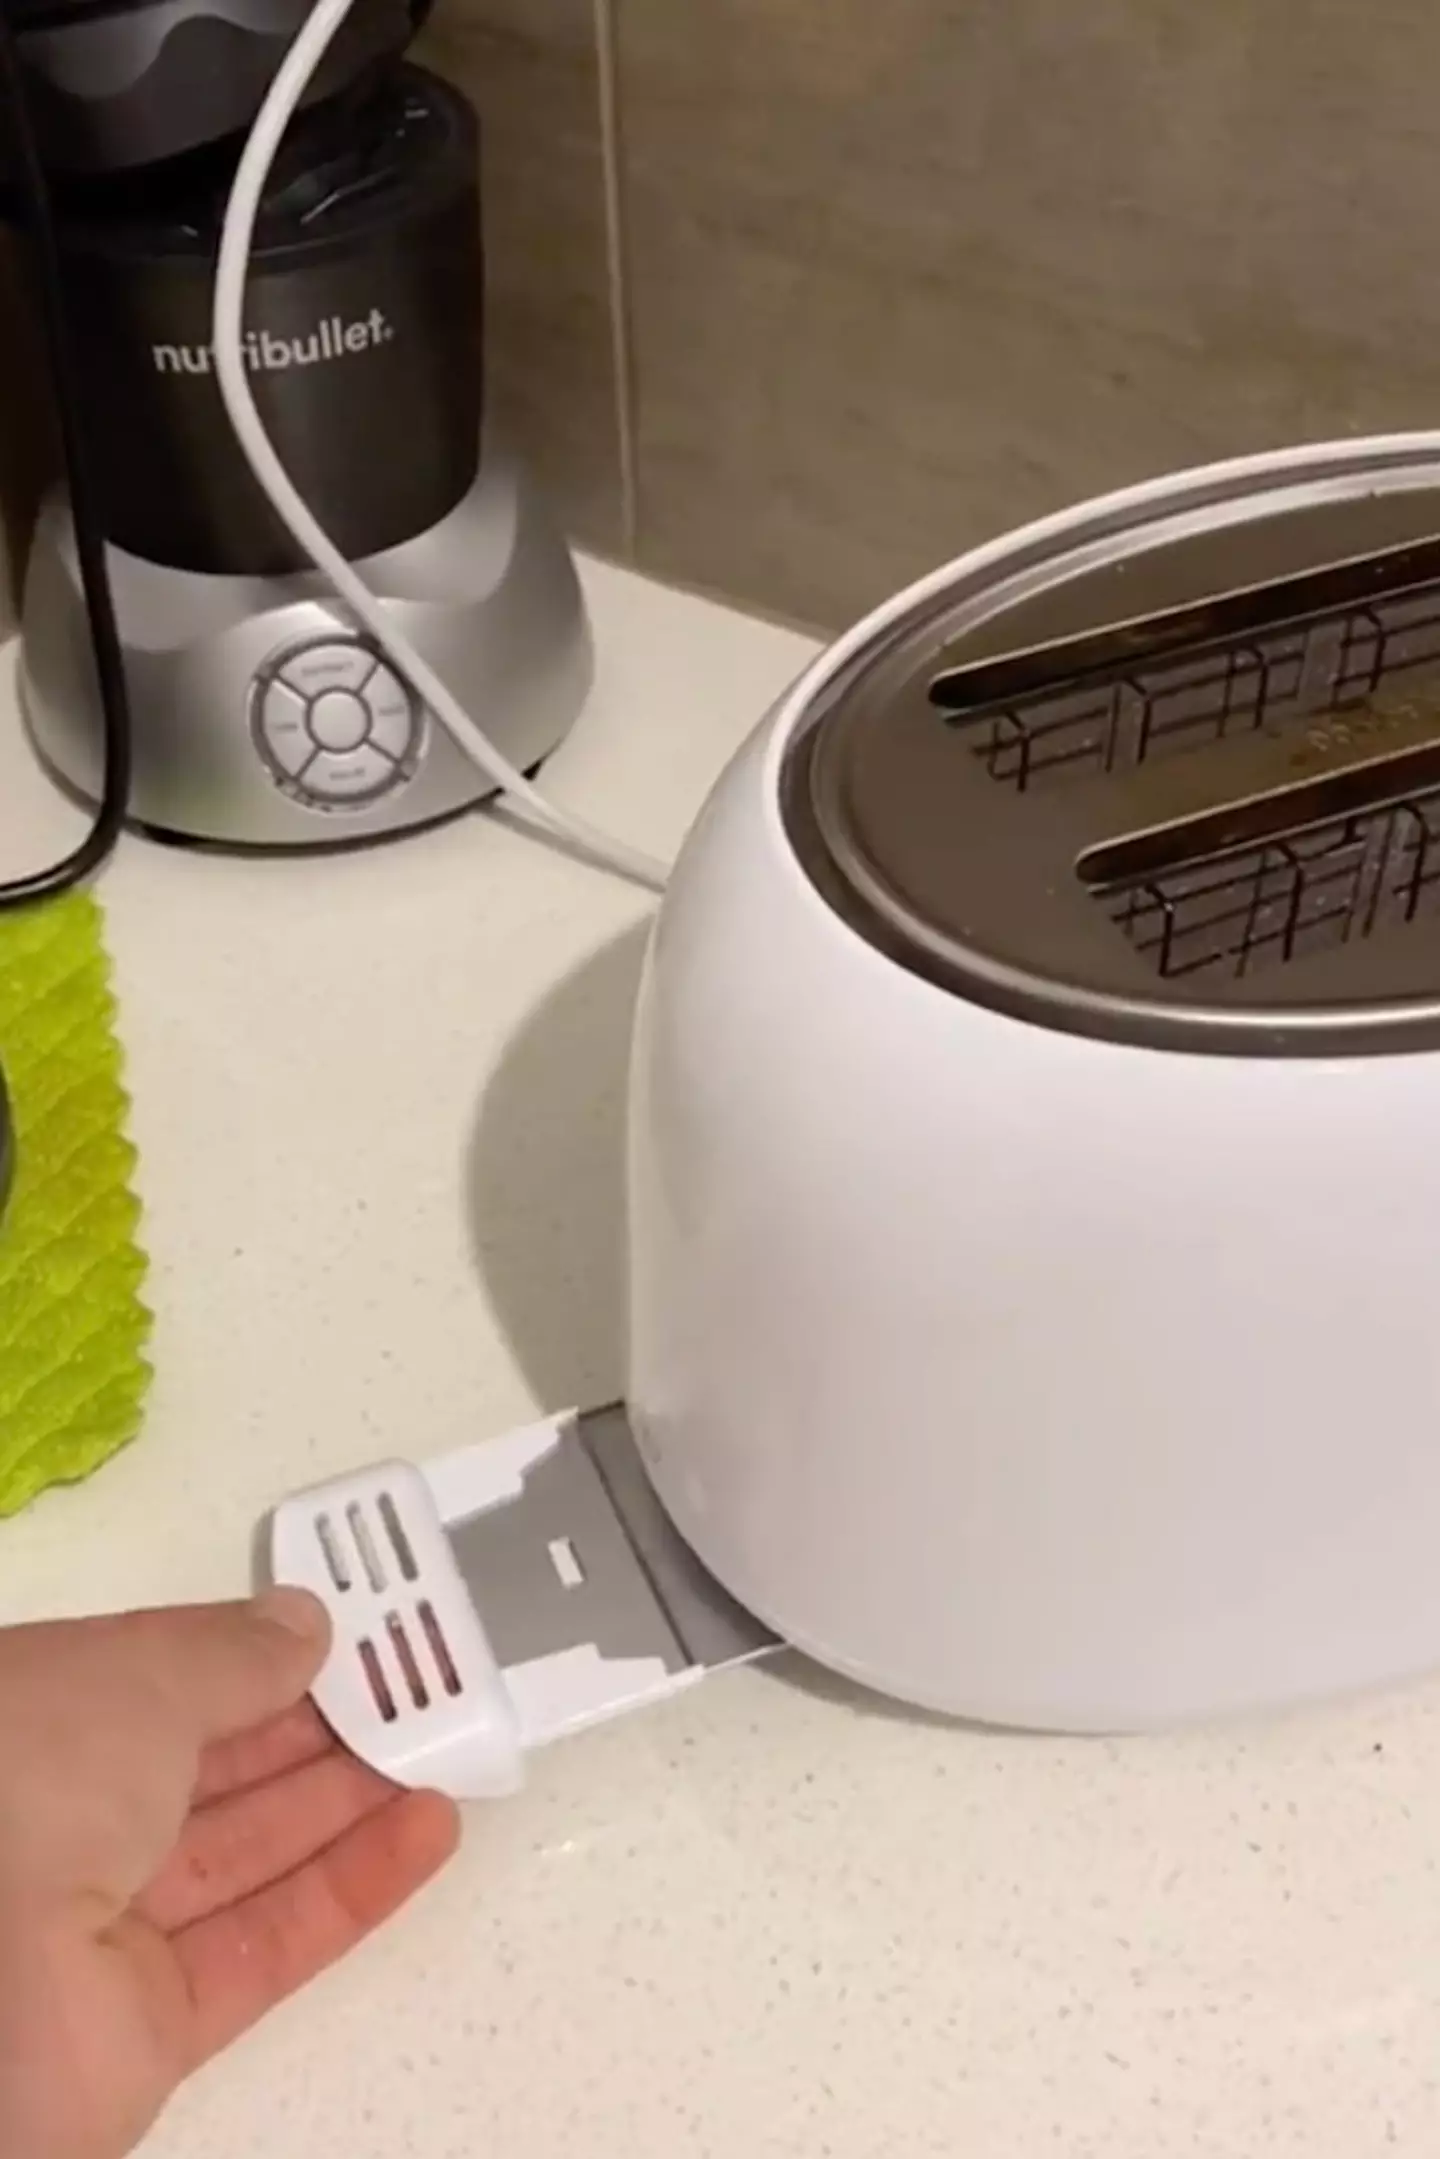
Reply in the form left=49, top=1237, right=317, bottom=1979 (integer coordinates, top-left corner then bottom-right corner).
left=782, top=490, right=1440, bottom=1058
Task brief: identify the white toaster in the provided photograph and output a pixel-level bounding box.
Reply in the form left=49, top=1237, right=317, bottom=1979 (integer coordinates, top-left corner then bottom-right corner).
left=627, top=438, right=1440, bottom=1732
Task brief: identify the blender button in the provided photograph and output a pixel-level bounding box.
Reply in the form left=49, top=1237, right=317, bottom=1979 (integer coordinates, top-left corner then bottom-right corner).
left=301, top=745, right=403, bottom=803
left=279, top=641, right=377, bottom=697
left=363, top=664, right=418, bottom=759
left=258, top=681, right=315, bottom=777
left=306, top=688, right=371, bottom=755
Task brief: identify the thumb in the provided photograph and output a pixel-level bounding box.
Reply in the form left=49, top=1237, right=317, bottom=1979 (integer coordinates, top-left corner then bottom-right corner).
left=119, top=1589, right=332, bottom=1747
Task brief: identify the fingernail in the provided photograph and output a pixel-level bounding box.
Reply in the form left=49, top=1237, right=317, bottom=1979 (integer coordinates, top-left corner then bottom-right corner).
left=253, top=1586, right=329, bottom=1639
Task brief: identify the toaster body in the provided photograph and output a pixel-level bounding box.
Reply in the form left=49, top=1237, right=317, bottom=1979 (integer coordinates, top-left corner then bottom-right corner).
left=628, top=446, right=1440, bottom=1728
left=629, top=723, right=1440, bottom=1728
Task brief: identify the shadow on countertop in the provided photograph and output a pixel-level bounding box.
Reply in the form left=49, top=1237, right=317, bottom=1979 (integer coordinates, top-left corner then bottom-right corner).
left=465, top=921, right=650, bottom=1418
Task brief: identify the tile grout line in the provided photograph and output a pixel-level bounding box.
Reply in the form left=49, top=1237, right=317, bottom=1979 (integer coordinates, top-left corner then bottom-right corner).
left=593, top=0, right=640, bottom=556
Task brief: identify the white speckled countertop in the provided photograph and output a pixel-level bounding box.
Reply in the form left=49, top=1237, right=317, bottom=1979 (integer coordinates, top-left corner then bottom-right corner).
left=1, top=559, right=1439, bottom=2158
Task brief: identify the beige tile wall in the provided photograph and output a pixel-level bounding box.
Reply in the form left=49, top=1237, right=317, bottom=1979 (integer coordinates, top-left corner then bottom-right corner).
left=615, top=0, right=1440, bottom=628
left=446, top=0, right=1440, bottom=633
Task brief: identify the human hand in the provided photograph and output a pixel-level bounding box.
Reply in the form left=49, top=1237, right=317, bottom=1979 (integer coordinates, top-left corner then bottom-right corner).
left=0, top=1591, right=460, bottom=2159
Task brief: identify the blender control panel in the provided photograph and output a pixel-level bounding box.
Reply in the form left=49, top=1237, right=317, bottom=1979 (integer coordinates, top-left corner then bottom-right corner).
left=251, top=636, right=426, bottom=808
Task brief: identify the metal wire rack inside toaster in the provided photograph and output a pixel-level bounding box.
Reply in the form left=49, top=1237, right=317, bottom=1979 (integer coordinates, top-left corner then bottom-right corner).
left=1103, top=799, right=1440, bottom=981
left=935, top=561, right=1440, bottom=984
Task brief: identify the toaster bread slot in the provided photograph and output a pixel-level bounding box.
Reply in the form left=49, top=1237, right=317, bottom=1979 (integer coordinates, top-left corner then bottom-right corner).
left=933, top=550, right=1440, bottom=801
left=1076, top=696, right=1440, bottom=887
left=1075, top=697, right=1440, bottom=983
left=929, top=531, right=1440, bottom=720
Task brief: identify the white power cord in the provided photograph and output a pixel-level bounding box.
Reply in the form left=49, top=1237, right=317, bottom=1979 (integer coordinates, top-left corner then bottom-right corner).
left=212, top=0, right=669, bottom=894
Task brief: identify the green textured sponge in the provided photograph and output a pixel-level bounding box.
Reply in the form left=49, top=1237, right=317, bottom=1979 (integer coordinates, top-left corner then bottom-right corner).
left=0, top=892, right=152, bottom=1516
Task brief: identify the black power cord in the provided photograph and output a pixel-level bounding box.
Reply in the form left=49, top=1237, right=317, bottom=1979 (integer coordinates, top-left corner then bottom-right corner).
left=0, top=0, right=131, bottom=906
